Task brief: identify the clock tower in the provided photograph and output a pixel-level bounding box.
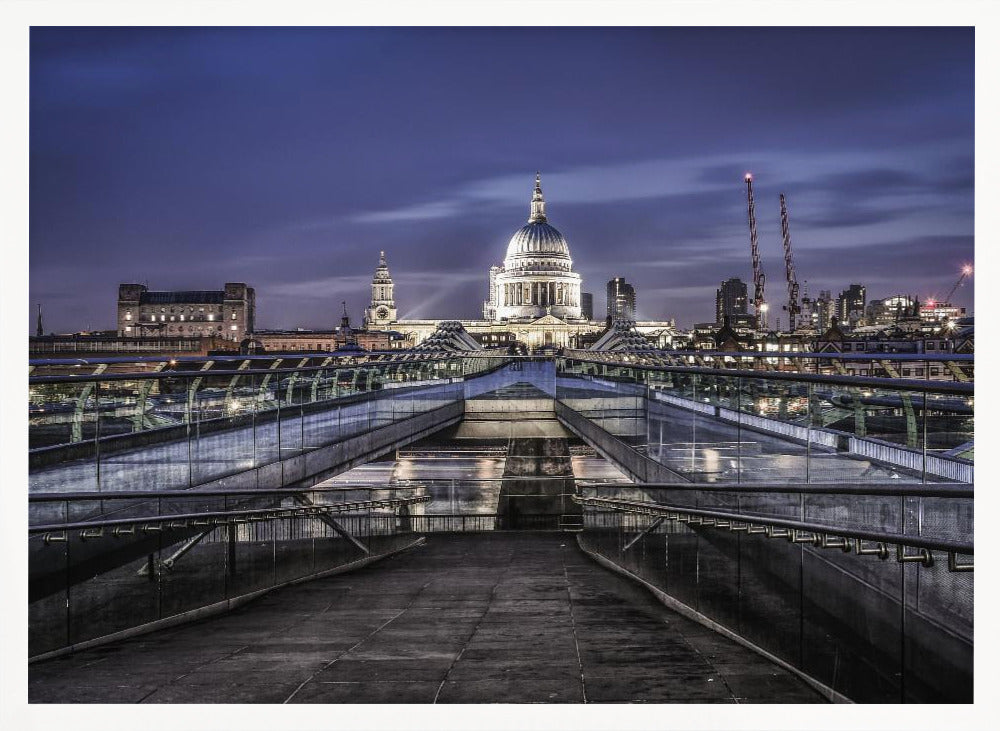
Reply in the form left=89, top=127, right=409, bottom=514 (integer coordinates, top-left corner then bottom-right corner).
left=365, top=250, right=397, bottom=328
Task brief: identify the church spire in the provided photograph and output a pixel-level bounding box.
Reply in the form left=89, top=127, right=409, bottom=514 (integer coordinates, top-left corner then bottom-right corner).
left=528, top=171, right=547, bottom=223
left=36, top=303, right=43, bottom=337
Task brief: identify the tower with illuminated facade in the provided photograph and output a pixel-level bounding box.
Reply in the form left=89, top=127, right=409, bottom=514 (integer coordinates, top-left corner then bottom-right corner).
left=365, top=251, right=397, bottom=327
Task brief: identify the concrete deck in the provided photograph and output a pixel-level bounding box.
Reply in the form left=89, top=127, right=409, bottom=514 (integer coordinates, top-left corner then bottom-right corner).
left=30, top=533, right=825, bottom=704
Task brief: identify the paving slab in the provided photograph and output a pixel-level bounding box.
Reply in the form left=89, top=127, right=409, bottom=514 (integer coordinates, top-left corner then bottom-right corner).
left=30, top=532, right=826, bottom=704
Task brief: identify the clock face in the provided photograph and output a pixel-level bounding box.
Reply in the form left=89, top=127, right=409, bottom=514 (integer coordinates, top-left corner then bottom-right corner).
left=376, top=307, right=389, bottom=319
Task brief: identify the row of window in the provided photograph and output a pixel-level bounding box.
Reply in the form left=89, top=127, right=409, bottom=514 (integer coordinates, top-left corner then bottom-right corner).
left=124, top=325, right=240, bottom=334
left=267, top=343, right=336, bottom=351
left=841, top=341, right=952, bottom=352
left=124, top=310, right=239, bottom=322
left=509, top=260, right=571, bottom=271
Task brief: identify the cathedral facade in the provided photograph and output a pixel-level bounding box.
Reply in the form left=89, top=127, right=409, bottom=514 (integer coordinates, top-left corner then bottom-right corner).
left=365, top=174, right=680, bottom=351
left=483, top=174, right=583, bottom=321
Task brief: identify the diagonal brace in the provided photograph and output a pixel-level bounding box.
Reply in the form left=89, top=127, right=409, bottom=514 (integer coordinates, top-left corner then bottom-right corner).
left=623, top=517, right=664, bottom=552
left=137, top=527, right=215, bottom=575
left=293, top=493, right=370, bottom=555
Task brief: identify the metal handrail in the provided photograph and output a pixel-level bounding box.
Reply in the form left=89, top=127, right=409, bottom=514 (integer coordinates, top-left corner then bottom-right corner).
left=560, top=357, right=974, bottom=394
left=29, top=485, right=427, bottom=502
left=28, top=479, right=610, bottom=504
left=31, top=351, right=974, bottom=369
left=30, top=495, right=430, bottom=535
left=407, top=513, right=499, bottom=520
left=27, top=351, right=465, bottom=368
left=573, top=495, right=973, bottom=555
left=28, top=362, right=479, bottom=385
left=570, top=350, right=975, bottom=363
left=575, top=481, right=975, bottom=499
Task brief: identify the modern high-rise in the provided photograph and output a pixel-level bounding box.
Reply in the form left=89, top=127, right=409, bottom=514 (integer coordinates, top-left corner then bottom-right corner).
left=715, top=277, right=748, bottom=324
left=866, top=295, right=915, bottom=327
left=606, top=277, right=636, bottom=322
left=580, top=292, right=594, bottom=320
left=837, top=284, right=866, bottom=327
left=810, top=289, right=835, bottom=329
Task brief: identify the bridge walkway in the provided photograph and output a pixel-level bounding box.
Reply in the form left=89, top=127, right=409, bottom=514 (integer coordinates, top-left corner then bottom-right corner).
left=29, top=533, right=824, bottom=704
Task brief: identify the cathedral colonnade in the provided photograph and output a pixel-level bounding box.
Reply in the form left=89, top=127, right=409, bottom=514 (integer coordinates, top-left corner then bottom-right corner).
left=501, top=280, right=580, bottom=308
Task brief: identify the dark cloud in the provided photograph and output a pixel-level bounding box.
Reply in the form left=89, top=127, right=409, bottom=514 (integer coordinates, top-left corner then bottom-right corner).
left=793, top=203, right=928, bottom=230
left=29, top=27, right=974, bottom=331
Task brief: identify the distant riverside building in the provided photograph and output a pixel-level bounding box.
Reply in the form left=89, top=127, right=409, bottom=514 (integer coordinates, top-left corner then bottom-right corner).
left=867, top=295, right=916, bottom=327
left=254, top=329, right=409, bottom=353
left=580, top=292, right=594, bottom=320
left=837, top=284, right=866, bottom=328
left=117, top=283, right=255, bottom=342
left=259, top=305, right=409, bottom=354
left=30, top=332, right=236, bottom=358
left=816, top=321, right=965, bottom=367
left=920, top=301, right=966, bottom=324
left=715, top=277, right=748, bottom=324
left=606, top=277, right=636, bottom=322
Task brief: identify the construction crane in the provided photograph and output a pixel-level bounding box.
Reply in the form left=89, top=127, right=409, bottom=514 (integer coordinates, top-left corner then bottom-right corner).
left=779, top=194, right=800, bottom=333
left=944, top=265, right=973, bottom=303
left=744, top=173, right=767, bottom=330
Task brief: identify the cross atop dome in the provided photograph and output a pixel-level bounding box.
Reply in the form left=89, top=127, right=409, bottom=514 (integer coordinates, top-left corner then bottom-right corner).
left=529, top=172, right=547, bottom=224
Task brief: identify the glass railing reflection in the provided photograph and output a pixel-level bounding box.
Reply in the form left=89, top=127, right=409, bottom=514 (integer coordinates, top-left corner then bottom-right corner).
left=29, top=354, right=507, bottom=495
left=573, top=482, right=973, bottom=703
left=555, top=355, right=973, bottom=485
left=29, top=486, right=426, bottom=659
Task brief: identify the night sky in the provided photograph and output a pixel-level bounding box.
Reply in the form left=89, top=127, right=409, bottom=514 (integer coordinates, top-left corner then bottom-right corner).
left=29, top=27, right=974, bottom=332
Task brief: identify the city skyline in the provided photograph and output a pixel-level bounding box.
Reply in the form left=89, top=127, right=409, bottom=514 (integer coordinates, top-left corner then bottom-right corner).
left=9, top=6, right=987, bottom=725
left=30, top=27, right=974, bottom=332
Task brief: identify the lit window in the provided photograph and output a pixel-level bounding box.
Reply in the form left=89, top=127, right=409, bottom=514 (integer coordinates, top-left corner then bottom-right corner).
left=160, top=315, right=165, bottom=322
left=179, top=315, right=185, bottom=321
left=231, top=311, right=237, bottom=320
left=208, top=314, right=214, bottom=321
left=125, top=311, right=132, bottom=321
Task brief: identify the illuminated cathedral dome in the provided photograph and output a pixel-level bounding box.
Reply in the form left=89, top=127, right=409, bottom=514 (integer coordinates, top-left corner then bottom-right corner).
left=484, top=173, right=582, bottom=321
left=505, top=222, right=572, bottom=261
left=503, top=174, right=573, bottom=268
